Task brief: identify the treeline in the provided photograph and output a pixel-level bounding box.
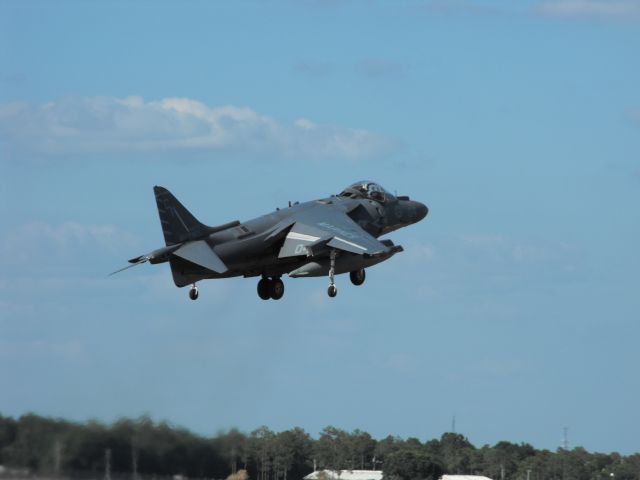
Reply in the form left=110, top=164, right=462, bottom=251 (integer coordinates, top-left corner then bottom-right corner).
left=0, top=414, right=638, bottom=480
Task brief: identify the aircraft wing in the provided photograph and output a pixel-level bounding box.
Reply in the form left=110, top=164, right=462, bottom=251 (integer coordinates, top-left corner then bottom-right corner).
left=277, top=205, right=389, bottom=258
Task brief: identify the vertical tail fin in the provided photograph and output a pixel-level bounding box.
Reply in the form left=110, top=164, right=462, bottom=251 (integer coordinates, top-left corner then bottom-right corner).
left=154, top=186, right=209, bottom=246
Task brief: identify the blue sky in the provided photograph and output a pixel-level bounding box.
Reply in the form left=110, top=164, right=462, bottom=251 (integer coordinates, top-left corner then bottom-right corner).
left=1, top=0, right=639, bottom=455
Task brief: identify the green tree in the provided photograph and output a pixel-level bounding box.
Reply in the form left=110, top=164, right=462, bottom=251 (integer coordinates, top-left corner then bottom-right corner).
left=439, top=433, right=475, bottom=474
left=374, top=435, right=403, bottom=469
left=345, top=429, right=376, bottom=470
left=314, top=426, right=349, bottom=471
left=383, top=449, right=443, bottom=480
left=249, top=426, right=276, bottom=480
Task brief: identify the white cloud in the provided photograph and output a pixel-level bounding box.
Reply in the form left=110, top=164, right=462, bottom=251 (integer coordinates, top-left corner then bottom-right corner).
left=534, top=0, right=640, bottom=19
left=0, top=221, right=139, bottom=266
left=0, top=96, right=394, bottom=161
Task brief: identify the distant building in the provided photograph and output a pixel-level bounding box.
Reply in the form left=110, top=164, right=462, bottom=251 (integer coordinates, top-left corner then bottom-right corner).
left=304, top=471, right=383, bottom=480
left=303, top=472, right=492, bottom=480
left=440, top=476, right=494, bottom=480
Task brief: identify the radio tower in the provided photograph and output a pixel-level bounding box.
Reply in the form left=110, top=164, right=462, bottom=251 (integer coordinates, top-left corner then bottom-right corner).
left=562, top=427, right=569, bottom=450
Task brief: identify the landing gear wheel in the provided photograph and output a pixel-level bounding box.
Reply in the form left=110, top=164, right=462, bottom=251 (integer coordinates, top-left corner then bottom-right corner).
left=257, top=278, right=271, bottom=300
left=350, top=269, right=366, bottom=286
left=189, top=285, right=199, bottom=301
left=328, top=284, right=338, bottom=298
left=270, top=278, right=285, bottom=300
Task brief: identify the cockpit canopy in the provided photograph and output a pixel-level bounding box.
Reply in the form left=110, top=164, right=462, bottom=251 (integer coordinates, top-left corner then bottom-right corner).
left=338, top=181, right=394, bottom=203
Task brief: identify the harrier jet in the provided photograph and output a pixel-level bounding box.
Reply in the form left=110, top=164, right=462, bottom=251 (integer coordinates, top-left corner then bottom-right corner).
left=112, top=182, right=428, bottom=300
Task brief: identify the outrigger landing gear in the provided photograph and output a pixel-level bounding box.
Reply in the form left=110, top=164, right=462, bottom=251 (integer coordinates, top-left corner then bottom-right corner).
left=189, top=284, right=199, bottom=301
left=257, top=276, right=285, bottom=300
left=350, top=268, right=366, bottom=286
left=327, top=249, right=338, bottom=298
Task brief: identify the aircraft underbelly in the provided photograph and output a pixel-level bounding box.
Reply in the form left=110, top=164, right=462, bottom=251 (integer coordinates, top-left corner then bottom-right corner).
left=288, top=250, right=396, bottom=278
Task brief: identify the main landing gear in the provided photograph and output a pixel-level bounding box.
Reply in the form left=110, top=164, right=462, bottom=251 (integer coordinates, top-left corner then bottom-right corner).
left=189, top=284, right=199, bottom=301
left=257, top=276, right=285, bottom=300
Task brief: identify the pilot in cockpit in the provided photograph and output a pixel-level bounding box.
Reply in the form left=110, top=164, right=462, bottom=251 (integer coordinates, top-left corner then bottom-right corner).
left=339, top=181, right=392, bottom=203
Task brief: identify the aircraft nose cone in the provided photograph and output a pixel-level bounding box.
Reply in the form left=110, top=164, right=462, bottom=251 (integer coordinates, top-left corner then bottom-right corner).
left=415, top=201, right=428, bottom=222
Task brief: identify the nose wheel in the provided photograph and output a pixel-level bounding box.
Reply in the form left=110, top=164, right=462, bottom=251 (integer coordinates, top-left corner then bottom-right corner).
left=189, top=285, right=199, bottom=301
left=327, top=249, right=338, bottom=298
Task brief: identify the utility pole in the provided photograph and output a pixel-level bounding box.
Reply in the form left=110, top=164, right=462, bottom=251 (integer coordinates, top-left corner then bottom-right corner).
left=131, top=441, right=138, bottom=480
left=54, top=438, right=62, bottom=475
left=500, top=464, right=505, bottom=480
left=105, top=448, right=111, bottom=480
left=527, top=469, right=531, bottom=480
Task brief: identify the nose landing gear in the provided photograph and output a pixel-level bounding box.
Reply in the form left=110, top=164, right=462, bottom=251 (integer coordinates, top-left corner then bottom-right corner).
left=327, top=249, right=338, bottom=298
left=189, top=284, right=199, bottom=301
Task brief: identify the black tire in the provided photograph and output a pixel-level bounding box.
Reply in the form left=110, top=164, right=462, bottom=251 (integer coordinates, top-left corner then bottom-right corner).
left=257, top=278, right=271, bottom=300
left=349, top=269, right=366, bottom=286
left=270, top=278, right=285, bottom=300
left=328, top=284, right=337, bottom=298
left=189, top=287, right=199, bottom=301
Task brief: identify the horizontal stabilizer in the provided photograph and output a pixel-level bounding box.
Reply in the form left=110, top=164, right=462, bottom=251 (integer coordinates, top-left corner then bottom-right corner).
left=173, top=240, right=228, bottom=273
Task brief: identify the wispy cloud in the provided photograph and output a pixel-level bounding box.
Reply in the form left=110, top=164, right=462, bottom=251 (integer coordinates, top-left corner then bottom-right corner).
left=418, top=0, right=509, bottom=16
left=411, top=0, right=640, bottom=21
left=356, top=58, right=407, bottom=79
left=1, top=221, right=139, bottom=267
left=0, top=339, right=86, bottom=361
left=390, top=232, right=583, bottom=303
left=534, top=0, right=640, bottom=19
left=292, top=60, right=333, bottom=77
left=0, top=96, right=394, bottom=161
left=0, top=71, right=27, bottom=87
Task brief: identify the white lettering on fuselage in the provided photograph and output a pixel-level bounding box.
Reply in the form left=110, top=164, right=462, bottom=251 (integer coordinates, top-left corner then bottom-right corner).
left=317, top=222, right=358, bottom=239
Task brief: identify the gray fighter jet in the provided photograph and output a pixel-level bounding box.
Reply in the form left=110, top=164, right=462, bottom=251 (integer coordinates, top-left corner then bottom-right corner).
left=113, top=181, right=428, bottom=299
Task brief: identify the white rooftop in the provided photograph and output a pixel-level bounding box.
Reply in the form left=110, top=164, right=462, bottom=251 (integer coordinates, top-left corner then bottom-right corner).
left=441, top=476, right=494, bottom=480
left=304, top=471, right=383, bottom=480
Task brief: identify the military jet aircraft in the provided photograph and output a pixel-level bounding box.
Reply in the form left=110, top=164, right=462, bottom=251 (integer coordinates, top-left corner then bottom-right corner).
left=112, top=181, right=428, bottom=300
